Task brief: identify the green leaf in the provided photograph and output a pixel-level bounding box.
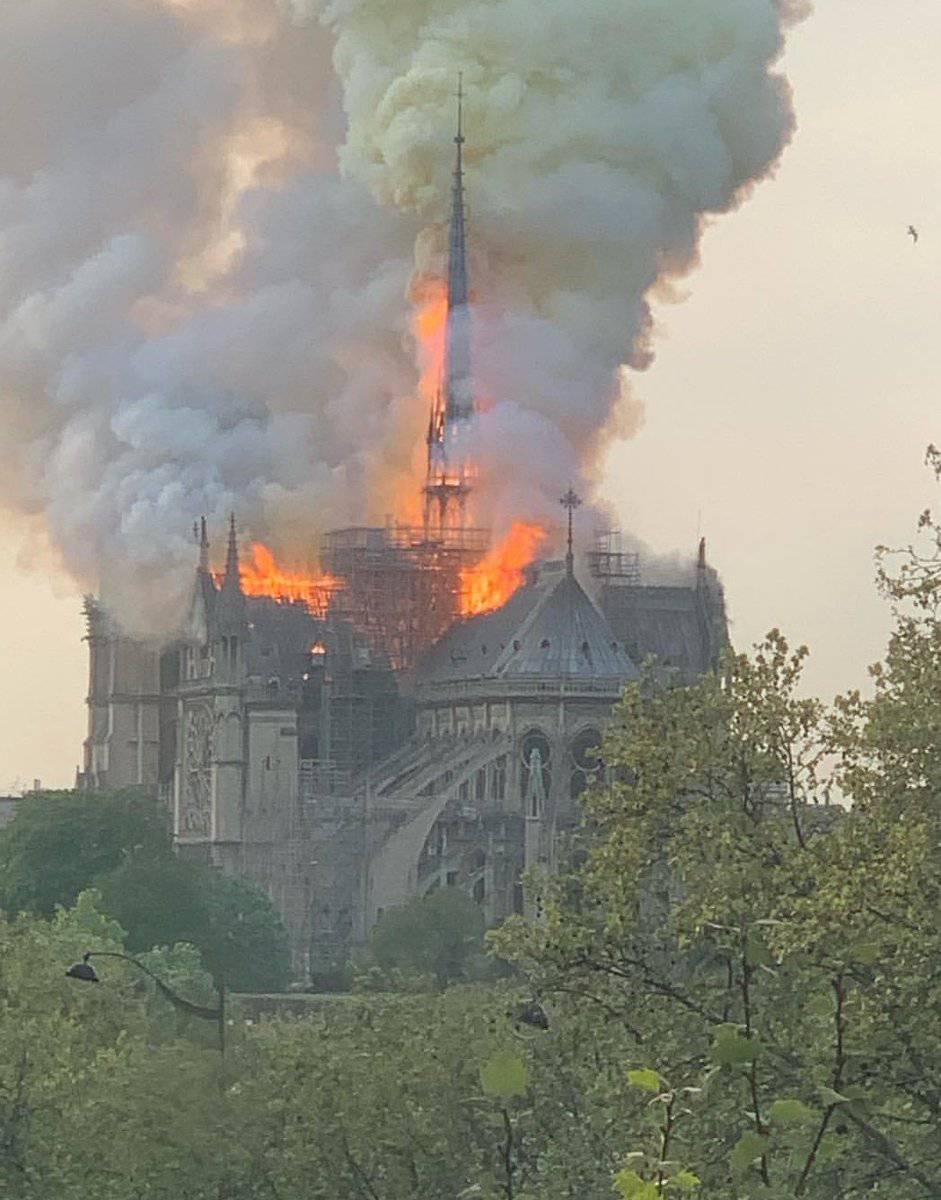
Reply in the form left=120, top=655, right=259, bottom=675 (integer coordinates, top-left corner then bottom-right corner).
left=612, top=1169, right=659, bottom=1200
left=770, top=1099, right=816, bottom=1126
left=851, top=941, right=880, bottom=965
left=672, top=1169, right=701, bottom=1192
left=745, top=933, right=773, bottom=966
left=807, top=994, right=832, bottom=1018
left=712, top=1027, right=761, bottom=1066
left=480, top=1050, right=529, bottom=1100
left=818, top=1087, right=850, bottom=1107
left=627, top=1068, right=662, bottom=1093
left=730, top=1131, right=767, bottom=1174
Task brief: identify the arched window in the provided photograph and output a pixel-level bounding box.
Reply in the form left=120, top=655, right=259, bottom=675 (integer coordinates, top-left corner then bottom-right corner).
left=521, top=730, right=552, bottom=817
left=570, top=727, right=603, bottom=802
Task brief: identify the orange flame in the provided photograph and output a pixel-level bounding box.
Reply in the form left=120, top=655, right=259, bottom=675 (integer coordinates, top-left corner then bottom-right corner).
left=237, top=542, right=339, bottom=616
left=461, top=522, right=548, bottom=617
left=412, top=275, right=449, bottom=410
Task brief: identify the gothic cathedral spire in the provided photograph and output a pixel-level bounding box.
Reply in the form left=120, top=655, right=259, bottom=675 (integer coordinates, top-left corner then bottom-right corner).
left=444, top=71, right=471, bottom=422
left=198, top=515, right=210, bottom=574
left=222, top=513, right=242, bottom=595
left=424, top=74, right=474, bottom=541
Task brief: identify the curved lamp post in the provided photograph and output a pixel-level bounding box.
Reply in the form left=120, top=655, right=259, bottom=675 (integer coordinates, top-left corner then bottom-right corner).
left=66, top=951, right=226, bottom=1056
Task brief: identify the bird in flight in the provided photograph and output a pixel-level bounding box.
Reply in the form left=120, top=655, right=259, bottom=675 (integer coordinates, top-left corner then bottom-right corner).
left=908, top=225, right=919, bottom=244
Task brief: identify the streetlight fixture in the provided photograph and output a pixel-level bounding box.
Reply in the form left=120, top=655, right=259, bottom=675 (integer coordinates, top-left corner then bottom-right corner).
left=66, top=950, right=226, bottom=1055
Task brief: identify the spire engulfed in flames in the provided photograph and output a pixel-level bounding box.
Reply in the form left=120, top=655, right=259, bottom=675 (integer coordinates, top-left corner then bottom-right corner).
left=212, top=93, right=557, bottom=634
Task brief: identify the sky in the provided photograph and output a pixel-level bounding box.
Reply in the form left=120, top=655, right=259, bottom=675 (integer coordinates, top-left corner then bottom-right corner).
left=0, top=0, right=938, bottom=791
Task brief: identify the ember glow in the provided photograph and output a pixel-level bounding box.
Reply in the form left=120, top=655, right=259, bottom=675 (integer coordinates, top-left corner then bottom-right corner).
left=461, top=522, right=548, bottom=617
left=237, top=543, right=338, bottom=615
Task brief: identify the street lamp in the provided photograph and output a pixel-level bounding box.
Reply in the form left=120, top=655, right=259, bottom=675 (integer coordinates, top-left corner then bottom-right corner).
left=66, top=950, right=227, bottom=1056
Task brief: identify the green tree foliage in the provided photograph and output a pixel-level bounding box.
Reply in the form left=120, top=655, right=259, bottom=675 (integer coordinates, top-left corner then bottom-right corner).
left=200, top=870, right=292, bottom=992
left=493, top=458, right=941, bottom=1198
left=366, top=888, right=486, bottom=988
left=95, top=854, right=208, bottom=953
left=0, top=789, right=169, bottom=916
left=0, top=897, right=569, bottom=1199
left=0, top=895, right=233, bottom=1197
left=0, top=789, right=291, bottom=991
left=96, top=857, right=291, bottom=992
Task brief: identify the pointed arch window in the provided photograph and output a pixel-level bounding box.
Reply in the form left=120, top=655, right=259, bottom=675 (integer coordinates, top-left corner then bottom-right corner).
left=521, top=730, right=551, bottom=817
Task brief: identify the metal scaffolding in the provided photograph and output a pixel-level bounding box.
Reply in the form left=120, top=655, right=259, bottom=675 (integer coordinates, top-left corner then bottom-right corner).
left=322, top=524, right=489, bottom=672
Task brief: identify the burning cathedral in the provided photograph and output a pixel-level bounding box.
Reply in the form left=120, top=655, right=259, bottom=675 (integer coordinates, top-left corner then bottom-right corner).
left=78, top=97, right=728, bottom=978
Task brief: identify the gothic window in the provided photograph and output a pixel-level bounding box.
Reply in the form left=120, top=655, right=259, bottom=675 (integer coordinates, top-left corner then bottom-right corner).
left=521, top=730, right=552, bottom=814
left=570, top=727, right=603, bottom=802
left=181, top=706, right=212, bottom=836
left=475, top=768, right=486, bottom=803
left=473, top=876, right=485, bottom=903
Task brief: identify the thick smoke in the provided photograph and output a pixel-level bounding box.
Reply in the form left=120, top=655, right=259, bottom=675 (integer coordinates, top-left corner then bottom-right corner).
left=0, top=0, right=806, bottom=634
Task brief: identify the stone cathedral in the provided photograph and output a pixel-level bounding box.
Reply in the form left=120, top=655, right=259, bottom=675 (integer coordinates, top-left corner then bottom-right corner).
left=77, top=97, right=729, bottom=978
left=79, top=525, right=727, bottom=977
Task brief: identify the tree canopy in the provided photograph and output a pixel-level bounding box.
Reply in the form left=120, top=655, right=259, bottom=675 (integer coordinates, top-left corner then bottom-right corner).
left=492, top=451, right=941, bottom=1197
left=0, top=788, right=169, bottom=916
left=0, top=790, right=290, bottom=992
left=365, top=887, right=487, bottom=988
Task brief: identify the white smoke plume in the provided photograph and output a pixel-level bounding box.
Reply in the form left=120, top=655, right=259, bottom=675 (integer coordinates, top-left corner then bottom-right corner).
left=0, top=0, right=807, bottom=634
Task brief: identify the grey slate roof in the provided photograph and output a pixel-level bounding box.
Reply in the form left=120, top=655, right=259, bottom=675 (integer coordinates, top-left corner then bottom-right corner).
left=598, top=583, right=726, bottom=683
left=418, top=571, right=640, bottom=686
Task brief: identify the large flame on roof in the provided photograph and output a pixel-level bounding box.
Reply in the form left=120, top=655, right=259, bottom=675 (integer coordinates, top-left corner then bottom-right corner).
left=230, top=282, right=547, bottom=628
left=461, top=522, right=547, bottom=617
left=237, top=542, right=338, bottom=616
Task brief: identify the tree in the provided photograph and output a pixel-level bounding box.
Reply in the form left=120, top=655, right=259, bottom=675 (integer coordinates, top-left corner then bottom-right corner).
left=0, top=788, right=291, bottom=992
left=495, top=607, right=941, bottom=1195
left=367, top=889, right=486, bottom=988
left=0, top=896, right=237, bottom=1199
left=200, top=870, right=292, bottom=993
left=94, top=855, right=208, bottom=954
left=494, top=446, right=941, bottom=1198
left=0, top=789, right=169, bottom=917
left=96, top=856, right=291, bottom=992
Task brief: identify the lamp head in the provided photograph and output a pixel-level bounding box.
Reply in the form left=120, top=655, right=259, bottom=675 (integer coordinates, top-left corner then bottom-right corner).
left=65, top=952, right=100, bottom=984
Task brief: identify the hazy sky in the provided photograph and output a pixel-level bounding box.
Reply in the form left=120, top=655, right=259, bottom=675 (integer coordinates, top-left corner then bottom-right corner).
left=1, top=0, right=937, bottom=790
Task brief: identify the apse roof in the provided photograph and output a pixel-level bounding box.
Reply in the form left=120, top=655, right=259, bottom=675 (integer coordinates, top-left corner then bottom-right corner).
left=418, top=569, right=640, bottom=686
